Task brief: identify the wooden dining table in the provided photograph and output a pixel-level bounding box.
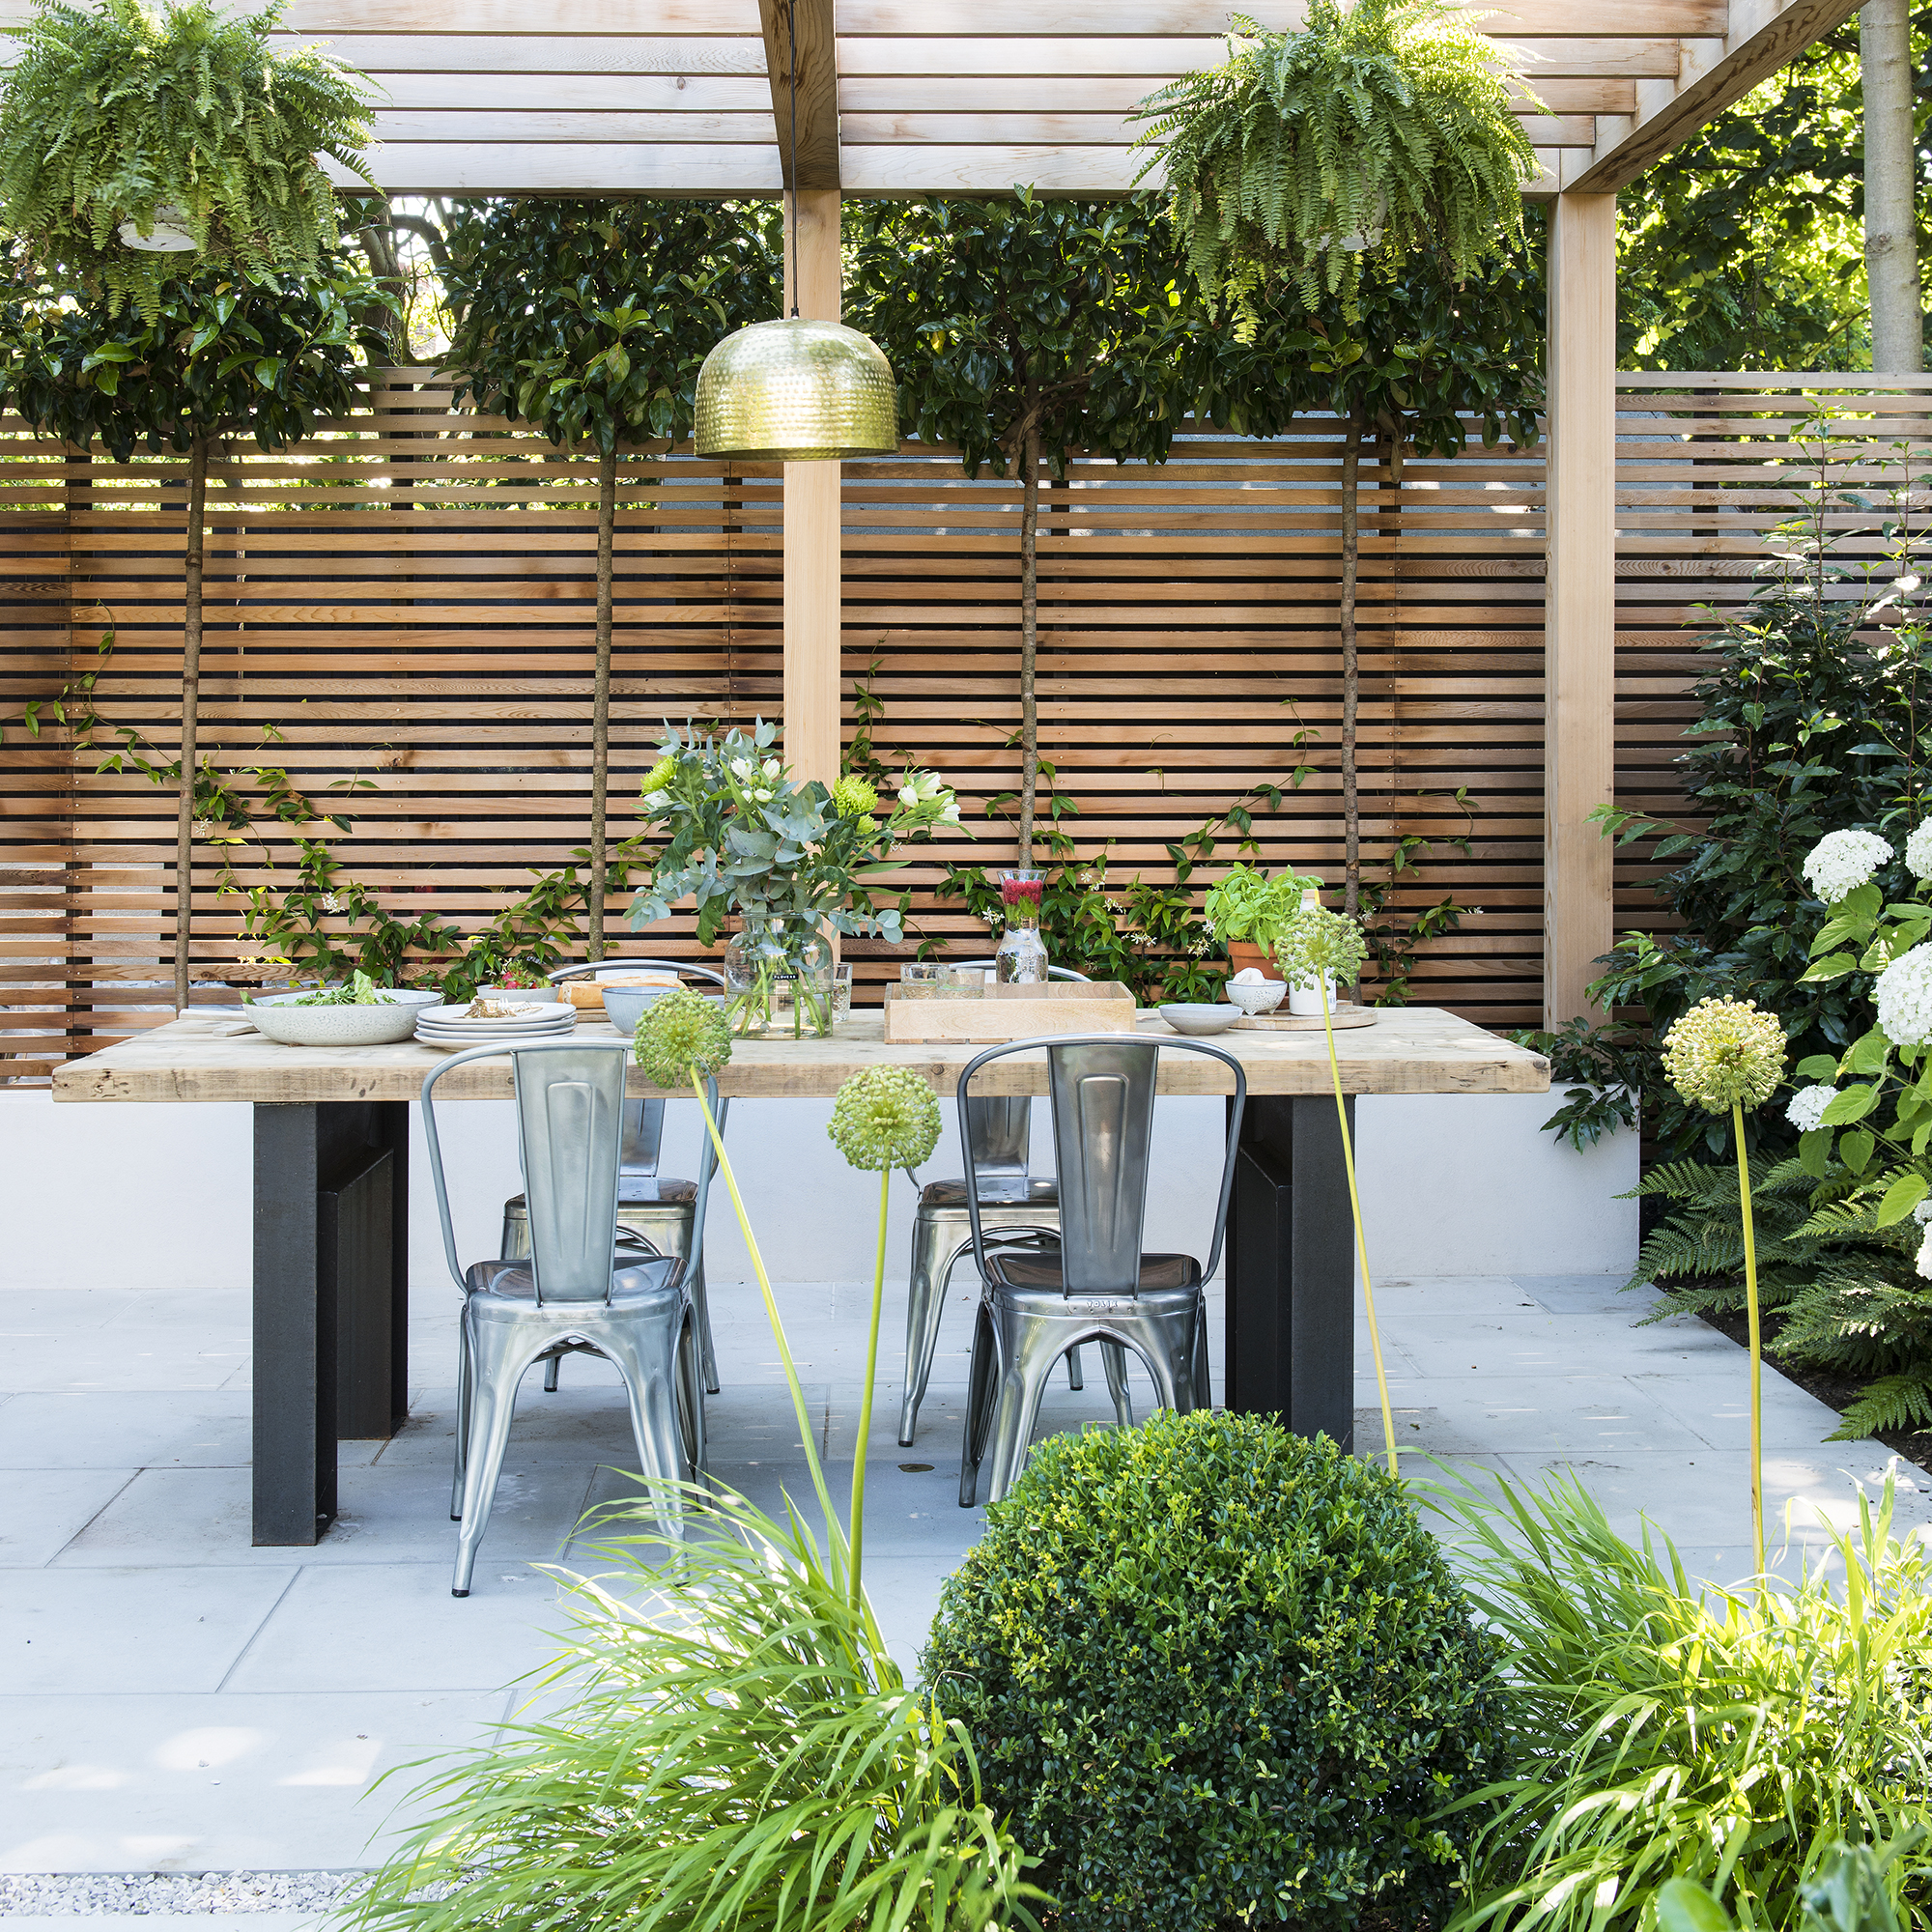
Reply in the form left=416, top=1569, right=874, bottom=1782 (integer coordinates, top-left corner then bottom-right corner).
left=52, top=1006, right=1548, bottom=1546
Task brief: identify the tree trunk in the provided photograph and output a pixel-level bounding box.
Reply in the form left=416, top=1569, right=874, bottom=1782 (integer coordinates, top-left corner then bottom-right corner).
left=1340, top=412, right=1363, bottom=917
left=1017, top=417, right=1041, bottom=864
left=173, top=433, right=210, bottom=1010
left=587, top=447, right=616, bottom=960
left=1862, top=0, right=1923, bottom=373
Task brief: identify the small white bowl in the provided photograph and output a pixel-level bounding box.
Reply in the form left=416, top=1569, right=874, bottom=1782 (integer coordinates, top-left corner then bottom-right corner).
left=1158, top=1003, right=1243, bottom=1037
left=470, top=983, right=565, bottom=1004
left=248, top=988, right=439, bottom=1047
left=1225, top=979, right=1287, bottom=1015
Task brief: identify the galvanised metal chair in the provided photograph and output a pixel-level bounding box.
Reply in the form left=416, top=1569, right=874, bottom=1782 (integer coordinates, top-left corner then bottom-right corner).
left=500, top=958, right=730, bottom=1392
left=423, top=1037, right=705, bottom=1597
left=898, top=961, right=1123, bottom=1446
left=955, top=1033, right=1245, bottom=1508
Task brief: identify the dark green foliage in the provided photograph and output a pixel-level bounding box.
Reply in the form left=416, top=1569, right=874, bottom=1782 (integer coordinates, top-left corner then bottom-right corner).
left=1130, top=0, right=1538, bottom=339
left=1506, top=1016, right=1649, bottom=1150
left=0, top=0, right=375, bottom=319
left=439, top=198, right=781, bottom=456
left=0, top=248, right=390, bottom=456
left=921, top=1411, right=1508, bottom=1932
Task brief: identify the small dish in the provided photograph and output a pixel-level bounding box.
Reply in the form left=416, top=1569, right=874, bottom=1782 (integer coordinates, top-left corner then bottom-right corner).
left=1157, top=1003, right=1242, bottom=1037
left=1225, top=979, right=1286, bottom=1015
left=469, top=983, right=564, bottom=1004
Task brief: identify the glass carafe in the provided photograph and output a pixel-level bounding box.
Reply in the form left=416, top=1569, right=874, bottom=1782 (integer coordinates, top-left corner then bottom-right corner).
left=994, top=868, right=1050, bottom=984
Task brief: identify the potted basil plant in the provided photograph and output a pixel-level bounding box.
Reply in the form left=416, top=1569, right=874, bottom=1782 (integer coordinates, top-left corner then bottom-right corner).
left=1204, top=864, right=1321, bottom=980
left=0, top=0, right=378, bottom=315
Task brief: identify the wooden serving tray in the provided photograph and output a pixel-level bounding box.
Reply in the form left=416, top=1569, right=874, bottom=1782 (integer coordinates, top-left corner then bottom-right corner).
left=882, top=980, right=1138, bottom=1043
left=1235, top=1004, right=1378, bottom=1031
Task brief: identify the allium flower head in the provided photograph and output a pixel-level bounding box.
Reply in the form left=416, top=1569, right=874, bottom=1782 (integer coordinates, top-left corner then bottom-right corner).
left=832, top=776, right=879, bottom=817
left=1272, top=904, right=1366, bottom=988
left=1905, top=820, right=1932, bottom=881
left=1661, top=997, right=1786, bottom=1113
left=1785, top=1084, right=1836, bottom=1133
left=634, top=985, right=732, bottom=1088
left=1876, top=945, right=1932, bottom=1047
left=639, top=753, right=676, bottom=796
left=828, top=1065, right=941, bottom=1173
left=1802, top=829, right=1892, bottom=903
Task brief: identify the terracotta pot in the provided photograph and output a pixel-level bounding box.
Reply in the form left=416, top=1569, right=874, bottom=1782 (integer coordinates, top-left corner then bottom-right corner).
left=1226, top=939, right=1282, bottom=982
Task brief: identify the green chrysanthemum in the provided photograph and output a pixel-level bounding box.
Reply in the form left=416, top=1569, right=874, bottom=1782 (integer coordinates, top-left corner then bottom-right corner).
left=831, top=775, right=879, bottom=816
left=634, top=985, right=732, bottom=1088
left=828, top=1065, right=942, bottom=1172
left=1273, top=903, right=1367, bottom=986
left=639, top=753, right=677, bottom=796
left=1662, top=997, right=1787, bottom=1114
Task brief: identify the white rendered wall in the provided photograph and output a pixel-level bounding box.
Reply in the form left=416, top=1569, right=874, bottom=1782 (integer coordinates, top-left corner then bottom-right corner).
left=1, top=1085, right=1636, bottom=1293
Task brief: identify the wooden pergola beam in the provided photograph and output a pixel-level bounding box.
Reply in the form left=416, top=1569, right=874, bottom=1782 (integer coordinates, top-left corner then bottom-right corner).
left=760, top=0, right=839, bottom=190
left=1564, top=0, right=1864, bottom=191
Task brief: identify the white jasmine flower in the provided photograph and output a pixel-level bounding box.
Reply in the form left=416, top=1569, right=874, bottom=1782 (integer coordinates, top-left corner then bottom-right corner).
left=1918, top=1225, right=1932, bottom=1280
left=1803, top=829, right=1893, bottom=903
left=1877, top=944, right=1932, bottom=1046
left=320, top=893, right=342, bottom=914
left=1906, top=819, right=1932, bottom=880
left=1785, top=1084, right=1837, bottom=1132
left=1897, top=575, right=1922, bottom=594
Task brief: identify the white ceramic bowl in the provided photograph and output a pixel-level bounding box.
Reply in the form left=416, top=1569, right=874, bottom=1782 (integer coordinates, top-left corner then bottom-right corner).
left=1225, top=978, right=1287, bottom=1015
left=1158, top=1003, right=1242, bottom=1037
left=470, top=983, right=564, bottom=1004
left=600, top=984, right=726, bottom=1037
left=249, top=988, right=439, bottom=1046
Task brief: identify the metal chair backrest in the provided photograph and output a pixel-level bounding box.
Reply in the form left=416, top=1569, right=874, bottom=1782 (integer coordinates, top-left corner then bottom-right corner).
left=547, top=958, right=724, bottom=1183
left=422, top=1038, right=631, bottom=1304
left=958, top=1034, right=1246, bottom=1296
left=963, top=1093, right=1032, bottom=1204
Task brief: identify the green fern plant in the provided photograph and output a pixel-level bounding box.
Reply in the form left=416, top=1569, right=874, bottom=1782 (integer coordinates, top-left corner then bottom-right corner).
left=1130, top=0, right=1541, bottom=340
left=0, top=0, right=377, bottom=317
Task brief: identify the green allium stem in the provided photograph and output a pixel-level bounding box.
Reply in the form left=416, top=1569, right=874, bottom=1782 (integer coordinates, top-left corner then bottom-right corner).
left=1322, top=977, right=1397, bottom=1476
left=690, top=1070, right=842, bottom=1545
left=848, top=1165, right=891, bottom=1609
left=1735, top=1099, right=1766, bottom=1577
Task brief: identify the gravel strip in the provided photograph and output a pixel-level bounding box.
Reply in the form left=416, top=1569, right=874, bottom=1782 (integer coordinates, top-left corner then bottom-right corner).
left=0, top=1874, right=371, bottom=1917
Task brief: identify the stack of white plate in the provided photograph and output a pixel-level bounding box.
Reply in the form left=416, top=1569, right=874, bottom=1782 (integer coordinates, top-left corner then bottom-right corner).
left=414, top=1002, right=579, bottom=1051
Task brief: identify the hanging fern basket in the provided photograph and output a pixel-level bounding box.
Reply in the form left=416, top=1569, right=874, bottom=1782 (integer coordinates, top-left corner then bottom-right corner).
left=1131, top=0, right=1545, bottom=340
left=0, top=0, right=379, bottom=313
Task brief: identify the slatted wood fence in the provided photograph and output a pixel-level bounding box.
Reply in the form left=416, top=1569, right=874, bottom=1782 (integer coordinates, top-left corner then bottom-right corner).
left=5, top=370, right=1929, bottom=1082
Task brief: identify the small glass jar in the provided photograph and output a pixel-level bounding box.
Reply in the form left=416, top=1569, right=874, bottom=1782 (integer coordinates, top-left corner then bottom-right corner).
left=994, top=868, right=1049, bottom=984
left=898, top=962, right=942, bottom=1002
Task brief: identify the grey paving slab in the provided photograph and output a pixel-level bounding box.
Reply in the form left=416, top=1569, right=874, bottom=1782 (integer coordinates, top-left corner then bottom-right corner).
left=0, top=1690, right=508, bottom=1873
left=0, top=1467, right=139, bottom=1568
left=1377, top=1375, right=1712, bottom=1455
left=0, top=1393, right=254, bottom=1471
left=5, top=1569, right=298, bottom=1695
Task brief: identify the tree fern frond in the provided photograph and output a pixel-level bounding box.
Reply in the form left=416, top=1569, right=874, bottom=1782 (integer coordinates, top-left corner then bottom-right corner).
left=1830, top=1368, right=1932, bottom=1440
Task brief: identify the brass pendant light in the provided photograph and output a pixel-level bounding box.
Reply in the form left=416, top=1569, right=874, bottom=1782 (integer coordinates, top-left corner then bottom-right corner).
left=694, top=0, right=896, bottom=462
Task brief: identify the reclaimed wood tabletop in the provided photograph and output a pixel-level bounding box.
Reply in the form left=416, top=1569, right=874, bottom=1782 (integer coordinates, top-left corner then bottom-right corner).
left=51, top=1007, right=1549, bottom=1104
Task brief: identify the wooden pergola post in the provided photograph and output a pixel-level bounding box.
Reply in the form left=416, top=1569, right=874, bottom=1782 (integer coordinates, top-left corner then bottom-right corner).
left=1544, top=190, right=1617, bottom=1029
left=781, top=186, right=843, bottom=788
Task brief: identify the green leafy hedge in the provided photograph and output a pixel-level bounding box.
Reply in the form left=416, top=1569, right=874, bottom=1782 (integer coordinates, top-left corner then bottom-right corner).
left=921, top=1411, right=1507, bottom=1932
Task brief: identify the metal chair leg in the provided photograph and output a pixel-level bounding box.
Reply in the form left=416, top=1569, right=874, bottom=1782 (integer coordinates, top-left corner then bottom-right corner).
left=900, top=1219, right=962, bottom=1446
left=958, top=1302, right=1001, bottom=1508
left=1192, top=1304, right=1211, bottom=1408
left=452, top=1316, right=545, bottom=1596
left=689, top=1250, right=719, bottom=1395
left=597, top=1319, right=689, bottom=1545
left=1100, top=1340, right=1133, bottom=1428
left=674, top=1308, right=708, bottom=1487
left=1066, top=1344, right=1084, bottom=1390
left=449, top=1313, right=474, bottom=1521
left=984, top=1338, right=1057, bottom=1506
left=543, top=1355, right=560, bottom=1393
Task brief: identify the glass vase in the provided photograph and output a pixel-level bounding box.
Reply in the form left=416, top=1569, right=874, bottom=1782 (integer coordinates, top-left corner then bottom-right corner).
left=723, top=917, right=836, bottom=1037
left=994, top=868, right=1050, bottom=984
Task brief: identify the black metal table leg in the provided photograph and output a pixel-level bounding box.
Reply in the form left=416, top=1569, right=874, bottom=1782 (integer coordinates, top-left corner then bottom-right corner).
left=252, top=1099, right=410, bottom=1547
left=1223, top=1094, right=1355, bottom=1450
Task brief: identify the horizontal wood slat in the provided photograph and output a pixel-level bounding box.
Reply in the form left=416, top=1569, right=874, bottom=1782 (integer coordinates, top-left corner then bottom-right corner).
left=5, top=372, right=1929, bottom=1081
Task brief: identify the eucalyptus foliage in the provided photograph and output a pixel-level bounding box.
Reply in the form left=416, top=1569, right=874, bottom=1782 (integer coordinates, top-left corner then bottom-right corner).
left=0, top=0, right=376, bottom=319
left=1431, top=1469, right=1932, bottom=1932
left=1131, top=0, right=1540, bottom=340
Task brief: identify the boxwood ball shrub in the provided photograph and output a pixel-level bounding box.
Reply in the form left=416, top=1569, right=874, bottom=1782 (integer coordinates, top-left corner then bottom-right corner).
left=922, top=1411, right=1507, bottom=1932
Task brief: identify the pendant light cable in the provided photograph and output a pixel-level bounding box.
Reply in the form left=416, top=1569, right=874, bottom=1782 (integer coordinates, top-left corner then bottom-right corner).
left=786, top=0, right=800, bottom=318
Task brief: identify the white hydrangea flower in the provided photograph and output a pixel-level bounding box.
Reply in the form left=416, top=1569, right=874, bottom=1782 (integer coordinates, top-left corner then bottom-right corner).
left=1918, top=1226, right=1932, bottom=1281
left=1914, top=1199, right=1932, bottom=1226
left=1802, top=829, right=1893, bottom=903
left=1876, top=944, right=1932, bottom=1046
left=1906, top=820, right=1932, bottom=881
left=1785, top=1084, right=1837, bottom=1132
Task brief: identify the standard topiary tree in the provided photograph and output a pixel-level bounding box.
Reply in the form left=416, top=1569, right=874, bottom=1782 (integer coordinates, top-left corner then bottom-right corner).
left=438, top=198, right=781, bottom=955
left=0, top=253, right=393, bottom=1007
left=846, top=192, right=1190, bottom=861
left=922, top=1409, right=1509, bottom=1932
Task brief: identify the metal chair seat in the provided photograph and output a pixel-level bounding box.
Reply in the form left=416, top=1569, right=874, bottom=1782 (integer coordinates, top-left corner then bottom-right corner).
left=985, top=1251, right=1203, bottom=1294
left=463, top=1254, right=683, bottom=1306
left=919, top=1176, right=1056, bottom=1211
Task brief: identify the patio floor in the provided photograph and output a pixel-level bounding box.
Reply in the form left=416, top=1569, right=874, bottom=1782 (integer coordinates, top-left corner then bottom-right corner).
left=4, top=1264, right=1926, bottom=1907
